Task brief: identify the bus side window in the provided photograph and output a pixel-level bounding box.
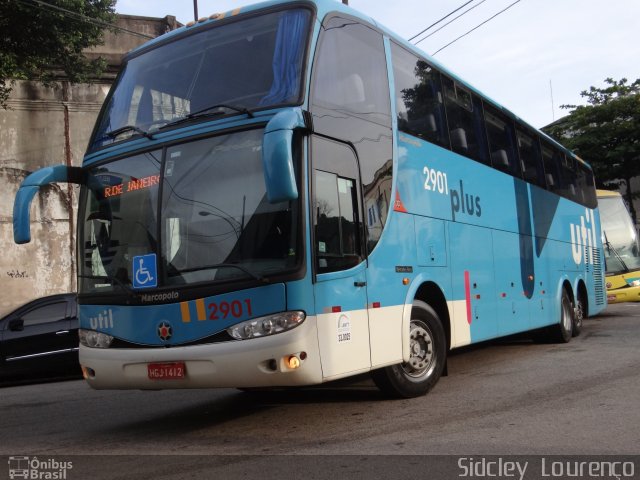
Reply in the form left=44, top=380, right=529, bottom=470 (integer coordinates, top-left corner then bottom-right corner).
left=442, top=76, right=489, bottom=165
left=559, top=154, right=578, bottom=202
left=541, top=143, right=561, bottom=193
left=312, top=16, right=391, bottom=127
left=315, top=171, right=362, bottom=273
left=391, top=42, right=449, bottom=148
left=516, top=127, right=545, bottom=187
left=483, top=103, right=519, bottom=177
left=577, top=163, right=597, bottom=208
left=312, top=136, right=364, bottom=274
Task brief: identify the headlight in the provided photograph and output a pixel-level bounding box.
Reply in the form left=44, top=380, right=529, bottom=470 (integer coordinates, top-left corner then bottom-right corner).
left=227, top=311, right=305, bottom=340
left=79, top=329, right=114, bottom=348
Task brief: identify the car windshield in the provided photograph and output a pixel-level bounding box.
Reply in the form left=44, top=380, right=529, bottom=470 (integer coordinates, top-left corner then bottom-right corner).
left=599, top=195, right=640, bottom=274
left=79, top=128, right=301, bottom=294
left=90, top=8, right=311, bottom=151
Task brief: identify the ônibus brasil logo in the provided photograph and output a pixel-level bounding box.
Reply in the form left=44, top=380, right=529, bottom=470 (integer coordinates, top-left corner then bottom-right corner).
left=8, top=456, right=72, bottom=479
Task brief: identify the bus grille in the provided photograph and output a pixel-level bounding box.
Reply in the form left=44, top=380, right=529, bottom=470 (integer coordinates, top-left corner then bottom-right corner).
left=592, top=247, right=605, bottom=305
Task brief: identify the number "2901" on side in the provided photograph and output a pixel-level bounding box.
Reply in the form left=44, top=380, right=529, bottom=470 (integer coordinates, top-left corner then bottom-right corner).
left=423, top=165, right=449, bottom=195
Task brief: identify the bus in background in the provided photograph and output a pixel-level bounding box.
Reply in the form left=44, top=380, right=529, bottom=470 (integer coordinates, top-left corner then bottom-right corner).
left=13, top=0, right=606, bottom=398
left=597, top=190, right=640, bottom=303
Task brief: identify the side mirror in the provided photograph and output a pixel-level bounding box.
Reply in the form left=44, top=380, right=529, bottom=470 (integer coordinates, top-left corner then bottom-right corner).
left=262, top=108, right=307, bottom=203
left=13, top=165, right=85, bottom=244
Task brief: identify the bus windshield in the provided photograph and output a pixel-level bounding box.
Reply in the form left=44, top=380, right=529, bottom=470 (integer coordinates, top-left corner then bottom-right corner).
left=90, top=8, right=311, bottom=151
left=79, top=128, right=301, bottom=294
left=599, top=194, right=640, bottom=274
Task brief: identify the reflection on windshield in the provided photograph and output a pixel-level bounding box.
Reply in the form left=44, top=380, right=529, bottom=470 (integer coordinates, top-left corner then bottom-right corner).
left=79, top=129, right=300, bottom=294
left=80, top=151, right=161, bottom=293
left=90, top=8, right=310, bottom=151
left=599, top=195, right=640, bottom=274
left=162, top=129, right=298, bottom=285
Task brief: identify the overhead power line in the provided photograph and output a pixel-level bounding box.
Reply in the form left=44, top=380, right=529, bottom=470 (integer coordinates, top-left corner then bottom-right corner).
left=413, top=0, right=488, bottom=46
left=17, top=0, right=155, bottom=39
left=408, top=0, right=477, bottom=42
left=431, top=0, right=523, bottom=56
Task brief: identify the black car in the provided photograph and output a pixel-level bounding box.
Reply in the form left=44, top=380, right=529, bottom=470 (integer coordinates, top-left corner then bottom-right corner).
left=0, top=293, right=80, bottom=380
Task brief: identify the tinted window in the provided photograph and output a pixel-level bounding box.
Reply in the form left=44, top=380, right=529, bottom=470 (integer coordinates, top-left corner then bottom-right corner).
left=442, top=76, right=489, bottom=165
left=484, top=104, right=519, bottom=176
left=541, top=143, right=562, bottom=193
left=558, top=154, right=578, bottom=202
left=577, top=162, right=597, bottom=208
left=312, top=136, right=363, bottom=273
left=391, top=43, right=448, bottom=148
left=516, top=128, right=545, bottom=187
left=22, top=302, right=67, bottom=327
left=312, top=16, right=391, bottom=127
left=91, top=9, right=311, bottom=150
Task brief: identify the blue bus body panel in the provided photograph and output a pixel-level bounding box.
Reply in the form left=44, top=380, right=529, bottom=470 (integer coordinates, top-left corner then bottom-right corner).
left=80, top=283, right=287, bottom=346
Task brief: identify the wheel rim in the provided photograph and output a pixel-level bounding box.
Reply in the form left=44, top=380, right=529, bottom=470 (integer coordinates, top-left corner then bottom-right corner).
left=400, top=320, right=437, bottom=382
left=561, top=296, right=572, bottom=332
left=574, top=299, right=584, bottom=327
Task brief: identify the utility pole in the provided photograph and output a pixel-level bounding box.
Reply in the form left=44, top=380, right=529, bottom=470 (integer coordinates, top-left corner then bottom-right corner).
left=193, top=0, right=199, bottom=21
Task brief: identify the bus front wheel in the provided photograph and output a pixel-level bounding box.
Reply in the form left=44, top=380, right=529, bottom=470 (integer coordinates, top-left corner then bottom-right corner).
left=372, top=301, right=446, bottom=398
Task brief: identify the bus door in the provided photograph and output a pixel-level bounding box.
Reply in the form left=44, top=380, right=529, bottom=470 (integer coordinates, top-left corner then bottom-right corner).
left=311, top=135, right=372, bottom=380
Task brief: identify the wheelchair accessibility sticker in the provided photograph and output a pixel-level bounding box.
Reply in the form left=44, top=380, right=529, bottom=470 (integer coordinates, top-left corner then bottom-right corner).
left=133, top=254, right=157, bottom=289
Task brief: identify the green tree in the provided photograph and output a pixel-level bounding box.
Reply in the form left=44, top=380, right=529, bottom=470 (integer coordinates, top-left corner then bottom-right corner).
left=543, top=78, right=640, bottom=222
left=0, top=0, right=116, bottom=109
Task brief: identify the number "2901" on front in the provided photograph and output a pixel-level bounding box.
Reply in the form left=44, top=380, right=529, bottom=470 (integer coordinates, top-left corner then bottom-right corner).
left=208, top=299, right=253, bottom=320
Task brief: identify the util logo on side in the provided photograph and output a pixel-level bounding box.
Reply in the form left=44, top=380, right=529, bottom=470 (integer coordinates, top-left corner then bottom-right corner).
left=570, top=209, right=597, bottom=265
left=89, top=309, right=114, bottom=330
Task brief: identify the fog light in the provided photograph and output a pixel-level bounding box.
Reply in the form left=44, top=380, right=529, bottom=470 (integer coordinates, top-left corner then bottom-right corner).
left=81, top=366, right=95, bottom=379
left=286, top=355, right=300, bottom=369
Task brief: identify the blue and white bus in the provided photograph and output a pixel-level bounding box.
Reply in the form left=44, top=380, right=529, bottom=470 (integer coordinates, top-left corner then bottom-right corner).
left=13, top=0, right=606, bottom=397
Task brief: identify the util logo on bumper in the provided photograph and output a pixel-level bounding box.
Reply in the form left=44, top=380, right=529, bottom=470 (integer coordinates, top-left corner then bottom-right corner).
left=570, top=208, right=597, bottom=265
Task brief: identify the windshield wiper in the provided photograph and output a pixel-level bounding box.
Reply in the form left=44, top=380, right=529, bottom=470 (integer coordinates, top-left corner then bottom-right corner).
left=173, top=263, right=266, bottom=283
left=158, top=104, right=255, bottom=130
left=101, top=125, right=154, bottom=141
left=603, top=231, right=629, bottom=273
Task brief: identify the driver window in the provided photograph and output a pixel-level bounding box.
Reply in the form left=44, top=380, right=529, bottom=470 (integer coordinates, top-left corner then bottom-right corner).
left=312, top=136, right=363, bottom=273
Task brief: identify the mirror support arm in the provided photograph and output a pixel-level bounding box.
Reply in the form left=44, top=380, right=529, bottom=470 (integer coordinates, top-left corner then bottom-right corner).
left=13, top=165, right=85, bottom=244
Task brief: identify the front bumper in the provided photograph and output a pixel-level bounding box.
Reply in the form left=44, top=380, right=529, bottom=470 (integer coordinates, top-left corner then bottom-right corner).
left=80, top=316, right=322, bottom=389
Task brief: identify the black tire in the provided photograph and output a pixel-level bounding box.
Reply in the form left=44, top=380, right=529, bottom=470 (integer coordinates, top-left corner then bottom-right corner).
left=552, top=288, right=574, bottom=343
left=572, top=291, right=586, bottom=337
left=371, top=301, right=446, bottom=398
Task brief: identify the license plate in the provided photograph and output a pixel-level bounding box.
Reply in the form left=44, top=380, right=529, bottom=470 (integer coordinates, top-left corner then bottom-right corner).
left=148, top=362, right=186, bottom=380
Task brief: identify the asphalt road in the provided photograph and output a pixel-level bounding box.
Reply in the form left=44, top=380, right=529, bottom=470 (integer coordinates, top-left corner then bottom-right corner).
left=1, top=303, right=639, bottom=478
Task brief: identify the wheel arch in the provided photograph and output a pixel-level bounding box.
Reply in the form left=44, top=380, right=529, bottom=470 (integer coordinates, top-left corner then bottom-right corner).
left=575, top=279, right=589, bottom=318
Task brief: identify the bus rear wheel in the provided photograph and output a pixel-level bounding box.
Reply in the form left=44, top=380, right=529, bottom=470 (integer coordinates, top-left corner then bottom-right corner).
left=371, top=301, right=446, bottom=398
left=552, top=288, right=574, bottom=343
left=572, top=292, right=586, bottom=337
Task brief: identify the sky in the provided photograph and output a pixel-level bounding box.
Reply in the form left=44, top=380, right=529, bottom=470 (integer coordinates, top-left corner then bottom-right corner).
left=115, top=0, right=640, bottom=129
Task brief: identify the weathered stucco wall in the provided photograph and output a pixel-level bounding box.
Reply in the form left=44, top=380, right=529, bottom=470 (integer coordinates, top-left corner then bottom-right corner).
left=0, top=15, right=178, bottom=317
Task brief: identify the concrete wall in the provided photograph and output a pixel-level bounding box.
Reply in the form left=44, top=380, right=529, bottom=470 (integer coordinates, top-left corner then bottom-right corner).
left=0, top=15, right=179, bottom=316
